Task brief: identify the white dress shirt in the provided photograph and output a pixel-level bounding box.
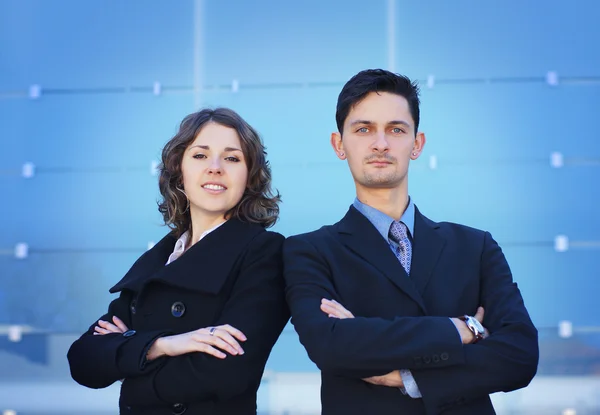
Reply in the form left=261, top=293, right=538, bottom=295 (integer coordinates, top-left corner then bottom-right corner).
left=166, top=221, right=226, bottom=265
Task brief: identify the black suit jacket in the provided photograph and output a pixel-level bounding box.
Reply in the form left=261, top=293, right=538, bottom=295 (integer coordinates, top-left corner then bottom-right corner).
left=67, top=219, right=289, bottom=415
left=283, top=206, right=538, bottom=415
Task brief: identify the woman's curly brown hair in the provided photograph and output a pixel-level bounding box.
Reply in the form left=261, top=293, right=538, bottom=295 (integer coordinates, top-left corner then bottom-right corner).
left=157, top=108, right=281, bottom=237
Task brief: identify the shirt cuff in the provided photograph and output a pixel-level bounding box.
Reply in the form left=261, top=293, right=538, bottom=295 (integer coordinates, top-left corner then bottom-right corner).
left=399, top=369, right=422, bottom=398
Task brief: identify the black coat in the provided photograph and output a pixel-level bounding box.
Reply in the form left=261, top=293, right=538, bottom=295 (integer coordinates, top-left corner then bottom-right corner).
left=67, top=219, right=290, bottom=415
left=283, top=206, right=539, bottom=415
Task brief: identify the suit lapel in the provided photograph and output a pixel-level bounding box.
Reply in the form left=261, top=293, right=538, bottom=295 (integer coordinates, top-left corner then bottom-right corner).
left=110, top=219, right=263, bottom=294
left=337, top=207, right=427, bottom=314
left=410, top=206, right=446, bottom=296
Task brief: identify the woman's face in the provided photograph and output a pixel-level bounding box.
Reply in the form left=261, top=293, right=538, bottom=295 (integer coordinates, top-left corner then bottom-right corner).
left=180, top=122, right=248, bottom=220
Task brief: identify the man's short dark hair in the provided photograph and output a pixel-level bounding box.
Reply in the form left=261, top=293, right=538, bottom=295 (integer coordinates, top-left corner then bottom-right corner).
left=336, top=69, right=421, bottom=135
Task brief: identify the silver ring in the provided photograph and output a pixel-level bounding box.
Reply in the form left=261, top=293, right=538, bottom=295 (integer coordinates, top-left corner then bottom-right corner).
left=209, top=327, right=216, bottom=336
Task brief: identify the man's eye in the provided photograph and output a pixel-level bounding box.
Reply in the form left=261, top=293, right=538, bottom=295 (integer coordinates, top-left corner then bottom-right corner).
left=392, top=128, right=404, bottom=134
left=357, top=127, right=369, bottom=133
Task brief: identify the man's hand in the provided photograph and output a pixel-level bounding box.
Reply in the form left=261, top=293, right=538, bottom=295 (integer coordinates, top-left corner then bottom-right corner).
left=320, top=298, right=355, bottom=319
left=451, top=306, right=490, bottom=344
left=320, top=299, right=403, bottom=388
left=363, top=370, right=404, bottom=388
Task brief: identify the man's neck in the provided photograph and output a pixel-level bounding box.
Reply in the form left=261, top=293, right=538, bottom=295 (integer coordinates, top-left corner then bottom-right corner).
left=356, top=186, right=409, bottom=221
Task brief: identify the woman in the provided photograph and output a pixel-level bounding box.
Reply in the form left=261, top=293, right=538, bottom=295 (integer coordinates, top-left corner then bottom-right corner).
left=67, top=108, right=289, bottom=415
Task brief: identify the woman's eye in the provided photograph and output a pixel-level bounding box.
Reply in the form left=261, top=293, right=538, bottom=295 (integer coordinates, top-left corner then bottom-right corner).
left=193, top=154, right=206, bottom=159
left=225, top=156, right=240, bottom=162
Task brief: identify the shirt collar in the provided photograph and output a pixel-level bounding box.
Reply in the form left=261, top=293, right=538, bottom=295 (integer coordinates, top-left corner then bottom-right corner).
left=172, top=221, right=227, bottom=255
left=352, top=197, right=415, bottom=241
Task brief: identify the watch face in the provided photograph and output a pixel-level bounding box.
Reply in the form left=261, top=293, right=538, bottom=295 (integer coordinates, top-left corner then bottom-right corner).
left=468, top=317, right=485, bottom=334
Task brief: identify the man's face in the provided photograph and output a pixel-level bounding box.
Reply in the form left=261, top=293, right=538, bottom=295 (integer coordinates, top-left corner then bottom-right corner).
left=332, top=92, right=424, bottom=192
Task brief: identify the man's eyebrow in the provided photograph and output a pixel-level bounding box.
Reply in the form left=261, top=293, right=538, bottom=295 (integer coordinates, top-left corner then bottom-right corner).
left=388, top=120, right=411, bottom=128
left=349, top=120, right=412, bottom=128
left=350, top=120, right=374, bottom=126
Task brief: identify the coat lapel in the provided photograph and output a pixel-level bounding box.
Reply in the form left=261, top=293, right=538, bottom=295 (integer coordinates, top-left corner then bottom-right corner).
left=337, top=207, right=427, bottom=314
left=110, top=219, right=264, bottom=294
left=410, top=206, right=446, bottom=296
left=109, top=233, right=176, bottom=293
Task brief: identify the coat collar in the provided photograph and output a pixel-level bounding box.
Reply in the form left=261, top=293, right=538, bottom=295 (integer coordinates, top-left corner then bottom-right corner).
left=336, top=205, right=445, bottom=313
left=109, top=219, right=264, bottom=294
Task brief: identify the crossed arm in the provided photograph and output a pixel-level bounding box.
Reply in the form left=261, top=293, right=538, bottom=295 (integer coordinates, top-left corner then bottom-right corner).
left=283, top=232, right=538, bottom=411
left=68, top=232, right=289, bottom=405
left=321, top=299, right=488, bottom=389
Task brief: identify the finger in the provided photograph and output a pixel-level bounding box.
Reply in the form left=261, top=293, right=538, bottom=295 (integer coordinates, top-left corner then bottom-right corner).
left=474, top=306, right=485, bottom=323
left=100, top=323, right=122, bottom=333
left=362, top=377, right=380, bottom=385
left=195, top=333, right=239, bottom=355
left=215, top=330, right=245, bottom=354
left=112, top=316, right=129, bottom=332
left=322, top=302, right=353, bottom=319
left=320, top=303, right=338, bottom=313
left=362, top=378, right=374, bottom=384
left=329, top=299, right=351, bottom=314
left=197, top=343, right=227, bottom=359
left=217, top=324, right=247, bottom=342
left=322, top=299, right=342, bottom=309
left=94, top=325, right=110, bottom=333
left=321, top=303, right=345, bottom=319
left=324, top=300, right=354, bottom=318
left=94, top=326, right=112, bottom=335
left=98, top=320, right=121, bottom=333
left=208, top=335, right=240, bottom=355
left=321, top=301, right=344, bottom=313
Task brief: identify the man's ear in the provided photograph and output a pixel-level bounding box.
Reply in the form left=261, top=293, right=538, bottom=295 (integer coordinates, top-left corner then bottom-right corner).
left=410, top=132, right=426, bottom=159
left=331, top=132, right=346, bottom=160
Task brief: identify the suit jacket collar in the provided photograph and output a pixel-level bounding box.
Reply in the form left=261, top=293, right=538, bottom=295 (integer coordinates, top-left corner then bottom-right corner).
left=411, top=206, right=446, bottom=296
left=110, top=219, right=264, bottom=294
left=337, top=205, right=445, bottom=313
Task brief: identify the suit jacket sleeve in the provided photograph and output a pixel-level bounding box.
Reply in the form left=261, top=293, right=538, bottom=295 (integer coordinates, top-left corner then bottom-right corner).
left=119, top=231, right=290, bottom=405
left=67, top=291, right=171, bottom=389
left=411, top=231, right=539, bottom=414
left=283, top=235, right=466, bottom=378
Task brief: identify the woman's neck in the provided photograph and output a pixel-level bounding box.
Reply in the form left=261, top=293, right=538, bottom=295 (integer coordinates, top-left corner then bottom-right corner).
left=188, top=211, right=227, bottom=247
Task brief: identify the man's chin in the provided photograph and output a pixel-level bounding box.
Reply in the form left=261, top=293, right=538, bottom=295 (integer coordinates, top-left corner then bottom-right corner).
left=359, top=179, right=403, bottom=189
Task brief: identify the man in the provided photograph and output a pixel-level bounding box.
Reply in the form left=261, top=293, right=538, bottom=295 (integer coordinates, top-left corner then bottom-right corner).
left=283, top=69, right=538, bottom=414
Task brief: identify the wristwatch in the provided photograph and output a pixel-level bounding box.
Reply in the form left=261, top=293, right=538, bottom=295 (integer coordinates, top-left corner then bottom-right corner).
left=458, top=315, right=485, bottom=343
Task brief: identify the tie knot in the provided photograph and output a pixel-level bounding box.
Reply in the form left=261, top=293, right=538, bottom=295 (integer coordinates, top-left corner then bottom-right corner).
left=389, top=221, right=408, bottom=244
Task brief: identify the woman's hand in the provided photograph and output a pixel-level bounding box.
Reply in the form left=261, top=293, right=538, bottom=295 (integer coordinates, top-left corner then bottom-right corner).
left=146, top=324, right=247, bottom=361
left=93, top=316, right=129, bottom=335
